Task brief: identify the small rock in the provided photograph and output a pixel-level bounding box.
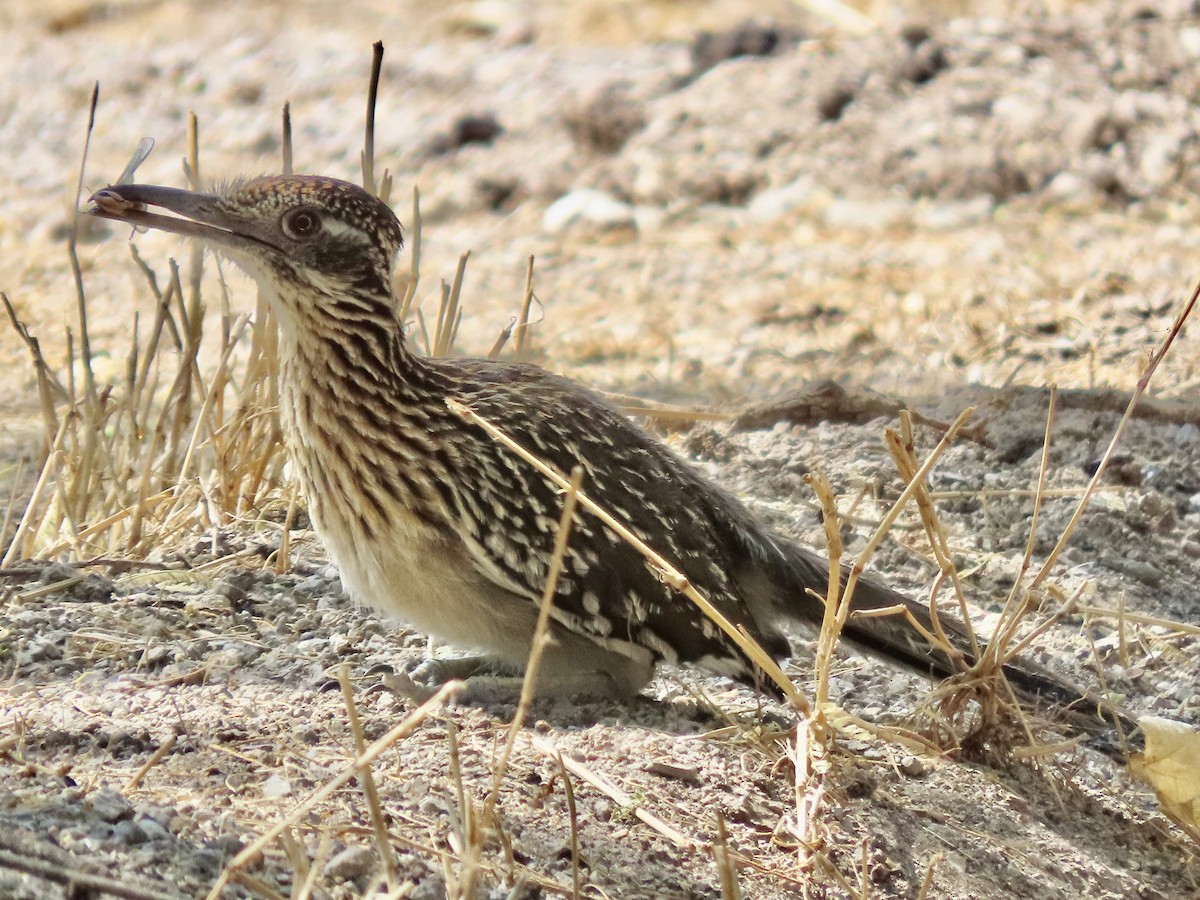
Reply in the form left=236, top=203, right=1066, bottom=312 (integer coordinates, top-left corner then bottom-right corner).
left=427, top=114, right=504, bottom=156
left=262, top=774, right=291, bottom=799
left=690, top=19, right=802, bottom=78
left=1172, top=423, right=1200, bottom=443
left=447, top=0, right=523, bottom=37
left=135, top=817, right=171, bottom=841
left=1181, top=27, right=1200, bottom=57
left=89, top=788, right=133, bottom=823
left=564, top=84, right=646, bottom=154
left=40, top=562, right=76, bottom=584
left=324, top=844, right=377, bottom=881
left=942, top=851, right=969, bottom=875
left=915, top=196, right=993, bottom=230
left=293, top=636, right=328, bottom=655
left=1043, top=172, right=1097, bottom=208
left=206, top=834, right=245, bottom=856
left=823, top=197, right=909, bottom=231
left=899, top=22, right=932, bottom=47
left=816, top=80, right=856, bottom=122
left=898, top=756, right=926, bottom=778
left=1139, top=131, right=1185, bottom=187
left=214, top=577, right=249, bottom=606
left=747, top=177, right=815, bottom=222
left=185, top=593, right=231, bottom=615
left=114, top=819, right=149, bottom=845
left=543, top=189, right=635, bottom=234
left=293, top=575, right=327, bottom=597
left=633, top=205, right=666, bottom=234
left=898, top=41, right=948, bottom=85
left=316, top=592, right=348, bottom=610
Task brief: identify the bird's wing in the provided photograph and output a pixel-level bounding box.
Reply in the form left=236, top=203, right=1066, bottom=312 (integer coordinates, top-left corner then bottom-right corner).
left=436, top=358, right=790, bottom=677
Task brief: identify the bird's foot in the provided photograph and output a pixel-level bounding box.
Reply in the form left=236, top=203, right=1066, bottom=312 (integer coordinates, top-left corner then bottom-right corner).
left=384, top=654, right=525, bottom=704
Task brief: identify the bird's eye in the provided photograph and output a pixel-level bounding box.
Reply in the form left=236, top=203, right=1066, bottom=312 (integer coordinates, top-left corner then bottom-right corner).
left=282, top=208, right=321, bottom=239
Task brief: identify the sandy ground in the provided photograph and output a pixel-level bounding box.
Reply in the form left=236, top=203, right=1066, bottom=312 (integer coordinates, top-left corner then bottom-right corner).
left=1, top=0, right=1199, bottom=897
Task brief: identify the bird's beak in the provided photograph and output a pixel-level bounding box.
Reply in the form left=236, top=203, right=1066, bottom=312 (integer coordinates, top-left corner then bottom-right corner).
left=84, top=184, right=274, bottom=256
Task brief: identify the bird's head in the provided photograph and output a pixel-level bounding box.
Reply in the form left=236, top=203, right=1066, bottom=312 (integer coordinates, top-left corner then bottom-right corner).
left=87, top=175, right=404, bottom=338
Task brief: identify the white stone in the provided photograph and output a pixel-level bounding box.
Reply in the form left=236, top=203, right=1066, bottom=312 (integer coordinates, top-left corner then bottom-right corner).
left=262, top=774, right=291, bottom=798
left=747, top=176, right=816, bottom=222
left=543, top=189, right=635, bottom=234
left=1182, top=27, right=1200, bottom=58
left=916, top=195, right=994, bottom=230
left=822, top=197, right=909, bottom=231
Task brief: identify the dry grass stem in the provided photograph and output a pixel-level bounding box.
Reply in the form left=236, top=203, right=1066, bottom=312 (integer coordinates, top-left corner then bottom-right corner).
left=292, top=832, right=332, bottom=900
left=1027, top=278, right=1200, bottom=593
left=712, top=810, right=744, bottom=900
left=69, top=83, right=100, bottom=411
left=281, top=101, right=293, bottom=176
left=529, top=735, right=699, bottom=850
left=337, top=664, right=398, bottom=890
left=444, top=719, right=486, bottom=899
left=822, top=705, right=941, bottom=756
left=397, top=187, right=422, bottom=325
left=551, top=750, right=583, bottom=899
left=887, top=411, right=979, bottom=655
left=1079, top=606, right=1200, bottom=635
left=430, top=253, right=470, bottom=357
left=807, top=408, right=974, bottom=718
left=917, top=852, right=943, bottom=900
left=361, top=41, right=392, bottom=202
left=488, top=466, right=585, bottom=815
left=3, top=415, right=71, bottom=566
left=273, top=481, right=300, bottom=575
left=983, top=388, right=1057, bottom=664
left=0, top=845, right=176, bottom=900
left=123, top=732, right=177, bottom=791
left=514, top=255, right=536, bottom=359
left=804, top=470, right=845, bottom=710
left=833, top=408, right=976, bottom=670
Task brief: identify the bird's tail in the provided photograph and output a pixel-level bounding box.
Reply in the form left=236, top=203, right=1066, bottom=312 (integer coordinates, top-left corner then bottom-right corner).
left=749, top=533, right=1140, bottom=754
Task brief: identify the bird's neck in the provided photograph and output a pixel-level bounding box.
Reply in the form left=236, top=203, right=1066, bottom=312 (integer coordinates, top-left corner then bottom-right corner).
left=272, top=288, right=457, bottom=541
left=272, top=286, right=416, bottom=378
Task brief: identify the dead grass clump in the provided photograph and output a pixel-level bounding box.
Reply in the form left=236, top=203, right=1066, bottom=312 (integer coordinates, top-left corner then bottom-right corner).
left=2, top=63, right=528, bottom=572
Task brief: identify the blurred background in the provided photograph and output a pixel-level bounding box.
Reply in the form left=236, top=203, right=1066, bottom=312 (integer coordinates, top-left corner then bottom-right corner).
left=2, top=0, right=1197, bottom=429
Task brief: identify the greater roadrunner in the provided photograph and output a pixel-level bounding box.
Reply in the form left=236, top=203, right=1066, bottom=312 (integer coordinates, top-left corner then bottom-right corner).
left=87, top=176, right=1128, bottom=738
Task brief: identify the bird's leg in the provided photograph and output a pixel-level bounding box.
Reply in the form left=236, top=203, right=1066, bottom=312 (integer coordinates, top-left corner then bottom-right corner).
left=384, top=643, right=653, bottom=703
left=411, top=653, right=517, bottom=684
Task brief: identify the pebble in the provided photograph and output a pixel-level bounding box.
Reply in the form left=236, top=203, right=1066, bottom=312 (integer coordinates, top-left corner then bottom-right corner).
left=915, top=196, right=994, bottom=230
left=113, top=820, right=149, bottom=845
left=88, top=788, right=133, bottom=824
left=822, top=197, right=910, bottom=231
left=136, top=817, right=171, bottom=841
left=942, top=851, right=969, bottom=875
left=293, top=575, right=328, bottom=597
left=323, top=844, right=377, bottom=881
left=747, top=177, right=816, bottom=222
left=543, top=189, right=636, bottom=234
left=262, top=774, right=291, bottom=798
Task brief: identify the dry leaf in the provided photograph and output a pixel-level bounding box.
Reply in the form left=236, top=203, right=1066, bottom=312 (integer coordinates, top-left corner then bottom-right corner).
left=1129, top=716, right=1200, bottom=830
